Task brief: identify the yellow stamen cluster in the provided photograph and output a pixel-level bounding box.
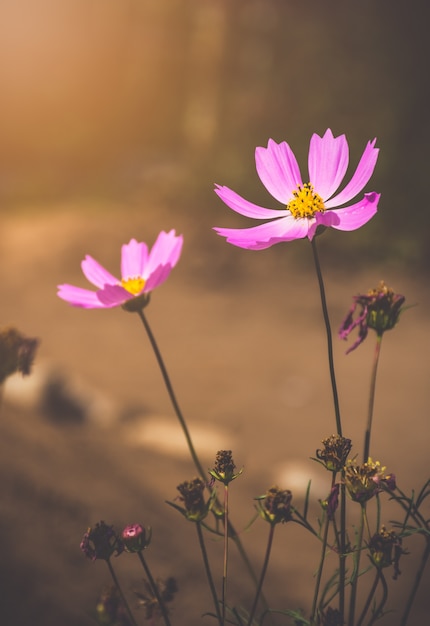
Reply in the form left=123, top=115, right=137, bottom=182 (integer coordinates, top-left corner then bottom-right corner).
left=287, top=183, right=325, bottom=219
left=121, top=277, right=145, bottom=295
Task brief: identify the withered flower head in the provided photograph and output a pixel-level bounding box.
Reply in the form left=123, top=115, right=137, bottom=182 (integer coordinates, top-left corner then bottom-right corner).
left=122, top=523, right=152, bottom=553
left=80, top=521, right=123, bottom=561
left=256, top=486, right=293, bottom=525
left=316, top=435, right=352, bottom=472
left=169, top=477, right=214, bottom=522
left=344, top=458, right=394, bottom=504
left=209, top=450, right=243, bottom=485
left=0, top=327, right=39, bottom=384
left=134, top=577, right=178, bottom=622
left=339, top=281, right=405, bottom=353
left=368, top=526, right=403, bottom=579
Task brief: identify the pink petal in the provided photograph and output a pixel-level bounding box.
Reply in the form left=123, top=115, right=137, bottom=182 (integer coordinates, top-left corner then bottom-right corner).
left=144, top=263, right=173, bottom=291
left=121, top=239, right=148, bottom=279
left=255, top=139, right=303, bottom=203
left=96, top=284, right=133, bottom=307
left=324, top=192, right=380, bottom=231
left=325, top=138, right=379, bottom=208
left=214, top=185, right=290, bottom=219
left=308, top=129, right=349, bottom=201
left=57, top=284, right=107, bottom=308
left=214, top=215, right=311, bottom=249
left=81, top=255, right=118, bottom=289
left=145, top=230, right=183, bottom=278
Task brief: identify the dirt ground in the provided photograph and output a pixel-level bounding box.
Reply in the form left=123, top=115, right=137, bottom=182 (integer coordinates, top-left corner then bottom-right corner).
left=1, top=199, right=429, bottom=626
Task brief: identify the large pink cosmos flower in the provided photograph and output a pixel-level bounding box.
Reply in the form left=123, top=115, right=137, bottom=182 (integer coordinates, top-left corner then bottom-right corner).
left=214, top=129, right=380, bottom=250
left=57, top=230, right=183, bottom=309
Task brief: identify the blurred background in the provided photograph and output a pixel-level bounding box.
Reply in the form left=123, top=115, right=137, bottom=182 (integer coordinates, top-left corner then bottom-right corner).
left=0, top=1, right=429, bottom=625
left=0, top=0, right=429, bottom=266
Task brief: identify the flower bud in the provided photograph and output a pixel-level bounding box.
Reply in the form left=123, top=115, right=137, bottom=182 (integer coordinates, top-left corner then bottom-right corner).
left=256, top=486, right=293, bottom=525
left=122, top=523, right=151, bottom=553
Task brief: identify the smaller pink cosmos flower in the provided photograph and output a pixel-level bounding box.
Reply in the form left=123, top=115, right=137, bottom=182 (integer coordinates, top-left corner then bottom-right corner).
left=214, top=129, right=380, bottom=250
left=57, top=230, right=183, bottom=309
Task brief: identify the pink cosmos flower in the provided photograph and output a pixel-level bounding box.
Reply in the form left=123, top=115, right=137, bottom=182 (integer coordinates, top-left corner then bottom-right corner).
left=214, top=129, right=380, bottom=250
left=57, top=230, right=183, bottom=309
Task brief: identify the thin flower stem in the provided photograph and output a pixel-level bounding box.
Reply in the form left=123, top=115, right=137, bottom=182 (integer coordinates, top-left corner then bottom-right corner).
left=196, top=522, right=223, bottom=626
left=310, top=474, right=336, bottom=625
left=310, top=512, right=331, bottom=625
left=310, top=238, right=342, bottom=437
left=222, top=484, right=229, bottom=626
left=106, top=558, right=139, bottom=626
left=368, top=570, right=388, bottom=626
left=355, top=569, right=380, bottom=626
left=247, top=524, right=276, bottom=626
left=136, top=308, right=262, bottom=600
left=348, top=504, right=366, bottom=626
left=310, top=238, right=345, bottom=622
left=400, top=536, right=430, bottom=626
left=137, top=309, right=206, bottom=480
left=363, top=334, right=383, bottom=463
left=137, top=551, right=172, bottom=626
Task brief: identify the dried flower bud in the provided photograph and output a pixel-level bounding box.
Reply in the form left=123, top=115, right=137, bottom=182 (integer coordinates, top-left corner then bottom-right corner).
left=256, top=486, right=293, bottom=525
left=320, top=484, right=340, bottom=520
left=0, top=327, right=39, bottom=384
left=344, top=459, right=393, bottom=504
left=168, top=477, right=214, bottom=522
left=209, top=450, right=243, bottom=485
left=339, top=281, right=405, bottom=353
left=368, top=526, right=403, bottom=579
left=122, top=523, right=151, bottom=553
left=316, top=435, right=352, bottom=472
left=80, top=521, right=123, bottom=561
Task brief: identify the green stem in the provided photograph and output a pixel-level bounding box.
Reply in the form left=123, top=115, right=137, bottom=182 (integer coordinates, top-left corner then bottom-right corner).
left=137, top=551, right=172, bottom=626
left=247, top=524, right=276, bottom=626
left=106, top=558, right=139, bottom=626
left=363, top=334, right=383, bottom=462
left=368, top=570, right=388, bottom=626
left=196, top=522, right=223, bottom=626
left=310, top=239, right=345, bottom=623
left=347, top=504, right=366, bottom=626
left=310, top=474, right=336, bottom=624
left=356, top=569, right=380, bottom=626
left=310, top=238, right=342, bottom=437
left=400, top=536, right=430, bottom=626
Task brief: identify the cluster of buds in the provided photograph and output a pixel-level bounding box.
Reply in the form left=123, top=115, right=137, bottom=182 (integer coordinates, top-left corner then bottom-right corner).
left=339, top=281, right=405, bottom=353
left=80, top=521, right=123, bottom=562
left=255, top=486, right=293, bottom=525
left=317, top=606, right=343, bottom=626
left=315, top=435, right=352, bottom=472
left=0, top=326, right=39, bottom=384
left=344, top=459, right=396, bottom=504
left=368, top=526, right=403, bottom=579
left=209, top=450, right=243, bottom=485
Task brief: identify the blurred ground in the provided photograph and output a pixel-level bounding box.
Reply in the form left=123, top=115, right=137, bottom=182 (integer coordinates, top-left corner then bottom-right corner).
left=0, top=202, right=429, bottom=625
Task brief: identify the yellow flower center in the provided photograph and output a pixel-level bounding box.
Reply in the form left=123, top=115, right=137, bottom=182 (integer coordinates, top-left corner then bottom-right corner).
left=287, top=183, right=325, bottom=219
left=121, top=277, right=145, bottom=296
